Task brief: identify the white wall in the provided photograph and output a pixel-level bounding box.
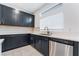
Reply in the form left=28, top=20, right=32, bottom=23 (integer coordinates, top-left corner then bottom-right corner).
left=0, top=26, right=33, bottom=35
left=34, top=12, right=40, bottom=28
left=64, top=3, right=79, bottom=32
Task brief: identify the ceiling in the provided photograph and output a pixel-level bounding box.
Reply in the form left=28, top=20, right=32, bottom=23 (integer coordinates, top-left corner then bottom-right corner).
left=1, top=3, right=46, bottom=14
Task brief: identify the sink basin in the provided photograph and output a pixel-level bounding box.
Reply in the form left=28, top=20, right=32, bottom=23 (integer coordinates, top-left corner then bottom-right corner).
left=41, top=33, right=49, bottom=35
left=40, top=33, right=52, bottom=36
left=39, top=31, right=52, bottom=36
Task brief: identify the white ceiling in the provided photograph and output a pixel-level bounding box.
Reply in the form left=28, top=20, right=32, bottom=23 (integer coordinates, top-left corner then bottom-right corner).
left=1, top=3, right=46, bottom=14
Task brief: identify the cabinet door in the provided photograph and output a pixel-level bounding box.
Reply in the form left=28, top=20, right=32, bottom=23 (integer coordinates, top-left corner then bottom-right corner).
left=31, top=35, right=41, bottom=51
left=21, top=12, right=34, bottom=27
left=35, top=36, right=41, bottom=51
left=28, top=15, right=34, bottom=27
left=30, top=35, right=36, bottom=47
left=2, top=34, right=29, bottom=52
left=2, top=36, right=18, bottom=52
left=13, top=11, right=23, bottom=26
left=2, top=5, right=15, bottom=25
left=41, top=37, right=49, bottom=56
left=30, top=35, right=49, bottom=56
left=2, top=5, right=22, bottom=26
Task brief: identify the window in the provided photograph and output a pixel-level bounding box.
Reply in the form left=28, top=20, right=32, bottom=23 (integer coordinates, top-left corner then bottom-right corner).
left=40, top=12, right=64, bottom=30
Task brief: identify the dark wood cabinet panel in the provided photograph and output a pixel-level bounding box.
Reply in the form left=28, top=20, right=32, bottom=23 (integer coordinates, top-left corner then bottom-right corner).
left=30, top=34, right=36, bottom=48
left=2, top=5, right=23, bottom=26
left=30, top=34, right=49, bottom=56
left=2, top=5, right=15, bottom=25
left=28, top=15, right=34, bottom=27
left=0, top=4, right=34, bottom=27
left=41, top=37, right=49, bottom=56
left=20, top=11, right=34, bottom=27
left=35, top=38, right=41, bottom=51
left=1, top=34, right=49, bottom=55
left=2, top=34, right=30, bottom=52
left=33, top=35, right=41, bottom=51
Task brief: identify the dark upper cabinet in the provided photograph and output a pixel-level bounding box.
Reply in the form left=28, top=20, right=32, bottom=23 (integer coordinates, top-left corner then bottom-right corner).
left=20, top=11, right=34, bottom=27
left=2, top=5, right=15, bottom=25
left=0, top=4, right=34, bottom=27
left=2, top=5, right=23, bottom=26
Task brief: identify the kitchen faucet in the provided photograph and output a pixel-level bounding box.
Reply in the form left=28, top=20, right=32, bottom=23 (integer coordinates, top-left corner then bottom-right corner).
left=44, top=26, right=50, bottom=35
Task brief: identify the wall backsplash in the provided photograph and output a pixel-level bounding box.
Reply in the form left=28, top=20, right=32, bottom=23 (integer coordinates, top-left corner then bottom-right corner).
left=0, top=25, right=33, bottom=35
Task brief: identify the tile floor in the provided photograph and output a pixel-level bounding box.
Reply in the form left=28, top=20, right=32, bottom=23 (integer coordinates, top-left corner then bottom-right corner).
left=2, top=45, right=43, bottom=56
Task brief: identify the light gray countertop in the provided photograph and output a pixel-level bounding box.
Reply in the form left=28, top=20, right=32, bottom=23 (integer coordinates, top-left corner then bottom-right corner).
left=31, top=32, right=79, bottom=42
left=0, top=32, right=79, bottom=42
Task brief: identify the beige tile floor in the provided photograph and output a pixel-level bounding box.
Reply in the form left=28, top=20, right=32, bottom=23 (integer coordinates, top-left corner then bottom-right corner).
left=2, top=45, right=43, bottom=56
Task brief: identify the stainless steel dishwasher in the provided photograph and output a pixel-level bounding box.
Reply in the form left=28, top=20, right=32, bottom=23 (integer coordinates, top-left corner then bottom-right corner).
left=49, top=40, right=73, bottom=56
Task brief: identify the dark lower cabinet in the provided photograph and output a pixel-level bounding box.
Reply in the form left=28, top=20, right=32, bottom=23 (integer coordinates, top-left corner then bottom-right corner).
left=2, top=34, right=30, bottom=52
left=30, top=34, right=49, bottom=56
left=35, top=36, right=41, bottom=52
left=41, top=37, right=49, bottom=56
left=30, top=35, right=35, bottom=47
left=20, top=11, right=34, bottom=27
left=1, top=34, right=49, bottom=55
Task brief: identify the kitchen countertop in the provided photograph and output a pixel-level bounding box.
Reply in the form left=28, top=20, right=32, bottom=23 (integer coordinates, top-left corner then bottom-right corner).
left=31, top=32, right=79, bottom=42
left=0, top=32, right=79, bottom=42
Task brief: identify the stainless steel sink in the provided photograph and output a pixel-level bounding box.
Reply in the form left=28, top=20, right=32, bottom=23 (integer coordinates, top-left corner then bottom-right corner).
left=40, top=33, right=52, bottom=36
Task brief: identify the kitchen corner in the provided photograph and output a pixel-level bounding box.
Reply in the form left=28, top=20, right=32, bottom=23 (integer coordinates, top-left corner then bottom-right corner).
left=0, top=3, right=79, bottom=56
